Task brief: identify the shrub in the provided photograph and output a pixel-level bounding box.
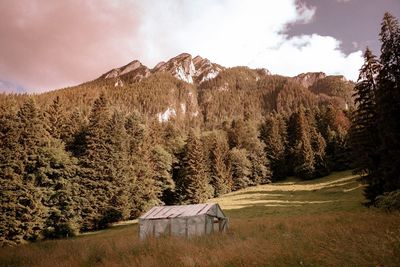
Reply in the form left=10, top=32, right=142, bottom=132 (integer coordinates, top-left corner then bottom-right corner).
left=42, top=222, right=78, bottom=239
left=97, top=207, right=123, bottom=229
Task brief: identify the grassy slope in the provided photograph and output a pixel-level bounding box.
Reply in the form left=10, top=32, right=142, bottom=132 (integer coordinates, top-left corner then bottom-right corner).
left=1, top=171, right=400, bottom=267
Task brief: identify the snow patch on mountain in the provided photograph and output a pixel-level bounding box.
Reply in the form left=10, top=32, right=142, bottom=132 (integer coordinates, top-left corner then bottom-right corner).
left=200, top=69, right=219, bottom=83
left=114, top=79, right=123, bottom=87
left=175, top=64, right=194, bottom=84
left=180, top=103, right=186, bottom=114
left=158, top=107, right=176, bottom=122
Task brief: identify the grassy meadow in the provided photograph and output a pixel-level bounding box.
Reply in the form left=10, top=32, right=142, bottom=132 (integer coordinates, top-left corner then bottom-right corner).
left=1, top=170, right=400, bottom=267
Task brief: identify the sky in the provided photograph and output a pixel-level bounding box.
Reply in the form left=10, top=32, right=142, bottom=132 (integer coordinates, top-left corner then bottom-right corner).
left=0, top=0, right=399, bottom=93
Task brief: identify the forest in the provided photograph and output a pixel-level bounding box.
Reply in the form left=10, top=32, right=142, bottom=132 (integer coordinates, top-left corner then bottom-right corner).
left=0, top=12, right=399, bottom=247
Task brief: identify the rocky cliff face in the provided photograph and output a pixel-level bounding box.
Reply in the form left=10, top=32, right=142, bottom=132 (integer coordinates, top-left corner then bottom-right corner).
left=192, top=55, right=225, bottom=84
left=99, top=53, right=224, bottom=86
left=293, top=72, right=327, bottom=88
left=152, top=53, right=196, bottom=84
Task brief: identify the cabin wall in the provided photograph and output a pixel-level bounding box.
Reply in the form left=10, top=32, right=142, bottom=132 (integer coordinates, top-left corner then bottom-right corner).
left=139, top=215, right=207, bottom=239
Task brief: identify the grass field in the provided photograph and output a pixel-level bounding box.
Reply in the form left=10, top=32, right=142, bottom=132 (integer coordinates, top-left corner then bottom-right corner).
left=1, top=170, right=400, bottom=267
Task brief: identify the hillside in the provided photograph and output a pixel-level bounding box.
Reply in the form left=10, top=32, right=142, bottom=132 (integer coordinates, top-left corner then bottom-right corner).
left=0, top=53, right=354, bottom=128
left=1, top=171, right=399, bottom=267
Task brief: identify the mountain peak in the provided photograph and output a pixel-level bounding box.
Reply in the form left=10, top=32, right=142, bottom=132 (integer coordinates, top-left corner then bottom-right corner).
left=100, top=53, right=225, bottom=85
left=293, top=72, right=327, bottom=88
left=101, top=59, right=147, bottom=79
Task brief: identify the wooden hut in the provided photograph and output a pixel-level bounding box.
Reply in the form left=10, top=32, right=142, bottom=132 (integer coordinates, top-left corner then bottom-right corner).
left=139, top=203, right=228, bottom=239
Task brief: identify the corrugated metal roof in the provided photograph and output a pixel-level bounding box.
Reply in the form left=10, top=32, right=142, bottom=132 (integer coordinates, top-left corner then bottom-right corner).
left=139, top=203, right=218, bottom=219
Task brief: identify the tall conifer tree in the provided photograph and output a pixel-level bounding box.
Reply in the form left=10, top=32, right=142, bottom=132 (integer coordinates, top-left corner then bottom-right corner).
left=376, top=12, right=400, bottom=194
left=350, top=48, right=382, bottom=203
left=293, top=107, right=315, bottom=179
left=179, top=130, right=213, bottom=203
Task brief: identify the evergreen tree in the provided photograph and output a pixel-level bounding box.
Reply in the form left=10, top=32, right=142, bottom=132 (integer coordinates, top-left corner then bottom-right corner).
left=45, top=96, right=66, bottom=140
left=1, top=99, right=80, bottom=245
left=125, top=112, right=161, bottom=217
left=179, top=130, right=213, bottom=203
left=293, top=107, right=315, bottom=179
left=62, top=109, right=87, bottom=157
left=349, top=48, right=382, bottom=203
left=376, top=12, right=400, bottom=195
left=0, top=107, right=29, bottom=246
left=16, top=99, right=49, bottom=241
left=248, top=142, right=271, bottom=185
left=208, top=131, right=232, bottom=196
left=317, top=105, right=351, bottom=171
left=307, top=110, right=329, bottom=177
left=229, top=119, right=272, bottom=184
left=78, top=93, right=114, bottom=230
left=38, top=139, right=81, bottom=239
left=160, top=123, right=185, bottom=205
left=103, top=111, right=131, bottom=223
left=229, top=148, right=252, bottom=191
left=150, top=145, right=175, bottom=196
left=260, top=114, right=287, bottom=180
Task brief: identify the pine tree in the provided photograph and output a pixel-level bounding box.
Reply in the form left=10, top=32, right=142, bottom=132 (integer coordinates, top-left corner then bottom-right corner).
left=45, top=96, right=66, bottom=140
left=293, top=107, right=315, bottom=179
left=307, top=110, right=328, bottom=177
left=1, top=99, right=80, bottom=245
left=179, top=130, right=213, bottom=203
left=16, top=99, right=48, bottom=241
left=376, top=12, right=400, bottom=195
left=317, top=105, right=351, bottom=171
left=0, top=106, right=27, bottom=246
left=125, top=112, right=161, bottom=217
left=38, top=139, right=81, bottom=239
left=62, top=109, right=87, bottom=157
left=78, top=93, right=113, bottom=230
left=230, top=148, right=252, bottom=191
left=248, top=141, right=271, bottom=185
left=260, top=113, right=287, bottom=180
left=349, top=47, right=382, bottom=203
left=103, top=111, right=131, bottom=223
left=229, top=119, right=272, bottom=184
left=208, top=131, right=232, bottom=196
left=150, top=145, right=175, bottom=196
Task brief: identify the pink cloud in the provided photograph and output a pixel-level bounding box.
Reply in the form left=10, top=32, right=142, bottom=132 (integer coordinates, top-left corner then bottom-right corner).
left=0, top=0, right=140, bottom=92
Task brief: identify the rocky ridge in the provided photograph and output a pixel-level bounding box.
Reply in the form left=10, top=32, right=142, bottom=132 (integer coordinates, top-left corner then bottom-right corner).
left=100, top=53, right=225, bottom=86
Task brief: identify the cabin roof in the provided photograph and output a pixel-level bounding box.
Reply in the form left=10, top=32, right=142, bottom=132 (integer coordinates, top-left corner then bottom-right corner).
left=139, top=203, right=224, bottom=219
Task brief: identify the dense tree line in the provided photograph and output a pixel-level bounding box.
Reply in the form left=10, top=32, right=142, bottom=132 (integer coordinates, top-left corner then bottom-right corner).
left=350, top=12, right=400, bottom=205
left=0, top=92, right=351, bottom=246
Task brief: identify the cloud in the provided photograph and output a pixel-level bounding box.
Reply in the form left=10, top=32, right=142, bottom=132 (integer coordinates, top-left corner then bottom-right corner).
left=0, top=0, right=140, bottom=92
left=135, top=0, right=317, bottom=67
left=135, top=0, right=362, bottom=80
left=0, top=0, right=362, bottom=92
left=251, top=34, right=362, bottom=80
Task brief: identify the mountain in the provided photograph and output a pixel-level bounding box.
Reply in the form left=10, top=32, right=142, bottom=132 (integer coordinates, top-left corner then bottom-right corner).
left=293, top=72, right=327, bottom=88
left=99, top=53, right=225, bottom=86
left=0, top=80, right=27, bottom=94
left=0, top=53, right=353, bottom=126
